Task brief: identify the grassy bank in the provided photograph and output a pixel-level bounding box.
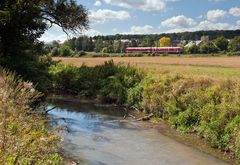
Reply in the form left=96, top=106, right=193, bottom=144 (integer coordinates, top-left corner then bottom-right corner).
left=49, top=60, right=240, bottom=163
left=0, top=68, right=61, bottom=164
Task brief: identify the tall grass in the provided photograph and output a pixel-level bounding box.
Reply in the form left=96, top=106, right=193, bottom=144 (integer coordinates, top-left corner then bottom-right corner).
left=0, top=68, right=61, bottom=164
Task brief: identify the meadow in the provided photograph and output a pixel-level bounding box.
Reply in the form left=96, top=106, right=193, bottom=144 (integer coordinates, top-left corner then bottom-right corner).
left=53, top=56, right=240, bottom=79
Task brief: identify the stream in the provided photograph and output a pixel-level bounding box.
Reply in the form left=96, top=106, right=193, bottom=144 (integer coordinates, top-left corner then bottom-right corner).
left=47, top=98, right=230, bottom=165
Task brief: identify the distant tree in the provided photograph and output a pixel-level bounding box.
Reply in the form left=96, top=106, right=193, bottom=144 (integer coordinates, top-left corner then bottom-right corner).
left=228, top=36, right=240, bottom=52
left=59, top=45, right=72, bottom=57
left=142, top=36, right=155, bottom=47
left=160, top=37, right=171, bottom=47
left=52, top=41, right=61, bottom=48
left=113, top=40, right=122, bottom=53
left=95, top=37, right=104, bottom=52
left=213, top=36, right=228, bottom=51
left=186, top=45, right=200, bottom=54
left=51, top=47, right=60, bottom=56
left=101, top=47, right=108, bottom=53
left=75, top=37, right=83, bottom=51
left=199, top=42, right=218, bottom=54
left=67, top=37, right=77, bottom=51
left=131, top=39, right=138, bottom=47
left=201, top=36, right=209, bottom=43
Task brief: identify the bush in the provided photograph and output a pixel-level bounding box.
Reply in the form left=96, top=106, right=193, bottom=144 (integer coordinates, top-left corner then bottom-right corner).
left=0, top=68, right=61, bottom=164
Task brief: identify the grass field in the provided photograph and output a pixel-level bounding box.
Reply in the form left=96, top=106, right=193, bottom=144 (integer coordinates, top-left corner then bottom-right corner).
left=53, top=56, right=240, bottom=79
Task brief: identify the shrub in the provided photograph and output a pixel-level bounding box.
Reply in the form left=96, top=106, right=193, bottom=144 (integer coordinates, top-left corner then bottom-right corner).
left=0, top=68, right=61, bottom=164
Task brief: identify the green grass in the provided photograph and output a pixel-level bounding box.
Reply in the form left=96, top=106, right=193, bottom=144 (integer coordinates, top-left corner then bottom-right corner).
left=136, top=63, right=240, bottom=79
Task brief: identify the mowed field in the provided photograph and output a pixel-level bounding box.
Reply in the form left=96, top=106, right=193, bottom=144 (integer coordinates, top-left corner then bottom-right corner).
left=53, top=56, right=240, bottom=78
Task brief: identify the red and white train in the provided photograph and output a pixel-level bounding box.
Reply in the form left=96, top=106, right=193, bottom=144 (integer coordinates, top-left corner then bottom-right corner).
left=126, top=47, right=183, bottom=54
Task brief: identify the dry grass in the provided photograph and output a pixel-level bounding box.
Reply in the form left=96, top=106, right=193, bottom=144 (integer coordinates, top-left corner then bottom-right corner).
left=53, top=57, right=240, bottom=79
left=54, top=56, right=240, bottom=68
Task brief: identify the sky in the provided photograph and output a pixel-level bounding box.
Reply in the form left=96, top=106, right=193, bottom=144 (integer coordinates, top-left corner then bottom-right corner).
left=40, top=0, right=240, bottom=42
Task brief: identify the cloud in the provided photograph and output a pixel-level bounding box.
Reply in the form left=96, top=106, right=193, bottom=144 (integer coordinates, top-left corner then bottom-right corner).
left=124, top=25, right=155, bottom=34
left=161, top=15, right=196, bottom=28
left=207, top=9, right=226, bottom=21
left=229, top=7, right=240, bottom=17
left=94, top=1, right=102, bottom=6
left=237, top=20, right=240, bottom=26
left=82, top=29, right=101, bottom=36
left=102, top=0, right=166, bottom=11
left=89, top=9, right=131, bottom=24
left=163, top=20, right=238, bottom=33
left=197, top=20, right=235, bottom=30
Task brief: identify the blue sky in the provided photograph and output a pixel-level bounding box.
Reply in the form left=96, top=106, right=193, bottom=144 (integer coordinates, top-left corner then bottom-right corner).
left=40, top=0, right=240, bottom=42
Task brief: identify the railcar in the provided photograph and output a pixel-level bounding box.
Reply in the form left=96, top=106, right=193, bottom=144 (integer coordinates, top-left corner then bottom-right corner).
left=126, top=47, right=183, bottom=54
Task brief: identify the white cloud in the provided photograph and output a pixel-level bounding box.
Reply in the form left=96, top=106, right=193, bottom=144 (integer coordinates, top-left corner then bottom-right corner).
left=198, top=20, right=234, bottom=30
left=89, top=9, right=131, bottom=24
left=161, top=15, right=196, bottom=28
left=229, top=7, right=240, bottom=17
left=124, top=25, right=155, bottom=34
left=40, top=31, right=67, bottom=43
left=102, top=0, right=166, bottom=11
left=237, top=20, right=240, bottom=26
left=163, top=20, right=238, bottom=33
left=94, top=1, right=102, bottom=6
left=207, top=9, right=226, bottom=21
left=82, top=29, right=101, bottom=36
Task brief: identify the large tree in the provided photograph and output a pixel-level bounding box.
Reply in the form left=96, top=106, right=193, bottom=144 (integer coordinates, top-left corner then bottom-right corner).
left=0, top=0, right=88, bottom=89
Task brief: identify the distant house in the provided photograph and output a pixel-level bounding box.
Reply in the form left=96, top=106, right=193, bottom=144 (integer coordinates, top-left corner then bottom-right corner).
left=184, top=40, right=203, bottom=48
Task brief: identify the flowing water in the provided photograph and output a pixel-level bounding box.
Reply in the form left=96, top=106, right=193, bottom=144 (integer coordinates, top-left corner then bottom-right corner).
left=48, top=98, right=230, bottom=165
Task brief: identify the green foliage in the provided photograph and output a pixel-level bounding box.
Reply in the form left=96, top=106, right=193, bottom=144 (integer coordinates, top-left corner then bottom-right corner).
left=0, top=68, right=61, bottom=164
left=51, top=47, right=60, bottom=56
left=214, top=36, right=229, bottom=51
left=186, top=45, right=200, bottom=54
left=59, top=45, right=72, bottom=57
left=199, top=42, right=219, bottom=54
left=0, top=0, right=88, bottom=91
left=228, top=36, right=240, bottom=52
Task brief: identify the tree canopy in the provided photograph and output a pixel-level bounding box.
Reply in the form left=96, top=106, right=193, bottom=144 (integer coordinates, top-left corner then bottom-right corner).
left=0, top=0, right=89, bottom=90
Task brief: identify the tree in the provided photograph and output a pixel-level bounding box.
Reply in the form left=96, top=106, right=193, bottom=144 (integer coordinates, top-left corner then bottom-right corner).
left=142, top=36, right=154, bottom=47
left=51, top=47, right=60, bottom=56
left=113, top=40, right=122, bottom=53
left=160, top=37, right=171, bottom=47
left=59, top=45, right=72, bottom=57
left=214, top=36, right=228, bottom=51
left=186, top=45, right=200, bottom=54
left=228, top=36, right=240, bottom=52
left=199, top=42, right=218, bottom=54
left=0, top=0, right=89, bottom=89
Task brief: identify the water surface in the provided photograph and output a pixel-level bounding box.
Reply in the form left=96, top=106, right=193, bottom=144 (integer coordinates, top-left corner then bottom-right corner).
left=48, top=99, right=230, bottom=165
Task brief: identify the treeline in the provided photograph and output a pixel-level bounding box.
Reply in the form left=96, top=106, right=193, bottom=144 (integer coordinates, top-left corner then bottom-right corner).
left=46, top=30, right=240, bottom=56
left=101, top=30, right=240, bottom=41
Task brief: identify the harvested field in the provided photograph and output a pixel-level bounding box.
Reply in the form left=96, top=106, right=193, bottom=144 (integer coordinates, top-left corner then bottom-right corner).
left=54, top=56, right=240, bottom=68
left=53, top=56, right=240, bottom=79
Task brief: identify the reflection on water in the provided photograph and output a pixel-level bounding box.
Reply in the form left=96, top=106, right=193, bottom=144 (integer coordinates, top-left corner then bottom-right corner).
left=48, top=98, right=229, bottom=165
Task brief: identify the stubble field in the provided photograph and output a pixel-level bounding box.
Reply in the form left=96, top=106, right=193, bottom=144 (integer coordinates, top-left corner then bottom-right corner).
left=53, top=56, right=240, bottom=78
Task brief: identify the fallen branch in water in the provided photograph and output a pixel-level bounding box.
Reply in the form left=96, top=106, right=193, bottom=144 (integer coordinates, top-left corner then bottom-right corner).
left=45, top=106, right=57, bottom=114
left=129, top=114, right=136, bottom=119
left=123, top=108, right=128, bottom=119
left=136, top=113, right=154, bottom=121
